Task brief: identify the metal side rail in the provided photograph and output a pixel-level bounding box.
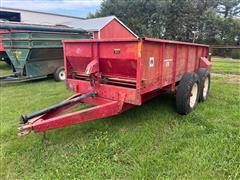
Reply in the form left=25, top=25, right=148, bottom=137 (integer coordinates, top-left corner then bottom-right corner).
left=0, top=74, right=47, bottom=83
left=18, top=91, right=123, bottom=136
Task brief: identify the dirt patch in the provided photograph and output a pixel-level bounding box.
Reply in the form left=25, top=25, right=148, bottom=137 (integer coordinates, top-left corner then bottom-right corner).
left=212, top=73, right=240, bottom=84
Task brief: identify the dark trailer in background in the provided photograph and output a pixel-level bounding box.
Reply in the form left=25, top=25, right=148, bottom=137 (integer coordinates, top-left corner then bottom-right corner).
left=0, top=22, right=89, bottom=83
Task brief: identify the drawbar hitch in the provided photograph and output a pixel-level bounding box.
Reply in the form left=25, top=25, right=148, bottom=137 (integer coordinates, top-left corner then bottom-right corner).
left=20, top=91, right=97, bottom=124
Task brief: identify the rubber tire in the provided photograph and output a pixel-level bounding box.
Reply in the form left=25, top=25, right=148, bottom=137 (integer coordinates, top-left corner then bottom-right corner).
left=196, top=68, right=210, bottom=102
left=54, top=66, right=66, bottom=82
left=176, top=72, right=200, bottom=115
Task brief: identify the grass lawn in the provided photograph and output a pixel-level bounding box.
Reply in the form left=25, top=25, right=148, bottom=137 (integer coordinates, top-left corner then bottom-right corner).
left=211, top=57, right=240, bottom=75
left=0, top=61, right=12, bottom=76
left=0, top=58, right=240, bottom=179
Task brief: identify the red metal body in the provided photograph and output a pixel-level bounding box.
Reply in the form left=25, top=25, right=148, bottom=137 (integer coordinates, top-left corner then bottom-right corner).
left=19, top=38, right=211, bottom=135
left=64, top=38, right=210, bottom=104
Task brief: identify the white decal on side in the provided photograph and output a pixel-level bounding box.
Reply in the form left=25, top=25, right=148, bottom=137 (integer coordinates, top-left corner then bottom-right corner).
left=149, top=57, right=155, bottom=67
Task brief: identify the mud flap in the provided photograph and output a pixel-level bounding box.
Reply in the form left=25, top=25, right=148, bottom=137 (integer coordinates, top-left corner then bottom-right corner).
left=200, top=57, right=211, bottom=70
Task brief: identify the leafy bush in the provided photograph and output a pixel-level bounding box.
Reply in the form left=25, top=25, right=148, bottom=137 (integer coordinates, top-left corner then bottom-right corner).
left=231, top=49, right=240, bottom=59
left=212, top=49, right=231, bottom=57
left=212, top=49, right=240, bottom=59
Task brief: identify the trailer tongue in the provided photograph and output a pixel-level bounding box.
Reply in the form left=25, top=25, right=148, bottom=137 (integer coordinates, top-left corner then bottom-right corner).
left=18, top=38, right=211, bottom=137
left=18, top=92, right=123, bottom=136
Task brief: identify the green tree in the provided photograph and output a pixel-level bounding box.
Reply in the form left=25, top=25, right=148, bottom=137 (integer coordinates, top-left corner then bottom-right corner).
left=217, top=0, right=240, bottom=17
left=90, top=0, right=240, bottom=45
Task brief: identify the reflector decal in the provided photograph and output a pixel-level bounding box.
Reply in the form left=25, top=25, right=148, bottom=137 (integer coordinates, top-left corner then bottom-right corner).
left=138, top=42, right=142, bottom=58
left=13, top=50, right=22, bottom=61
left=114, top=49, right=120, bottom=54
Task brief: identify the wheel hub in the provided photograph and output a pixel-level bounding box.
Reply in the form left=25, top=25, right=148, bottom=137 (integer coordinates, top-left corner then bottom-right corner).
left=59, top=70, right=66, bottom=80
left=203, top=77, right=209, bottom=98
left=190, top=83, right=198, bottom=108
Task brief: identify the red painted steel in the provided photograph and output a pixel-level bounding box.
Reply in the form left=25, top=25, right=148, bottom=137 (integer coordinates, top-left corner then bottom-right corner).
left=19, top=38, right=211, bottom=135
left=21, top=98, right=120, bottom=132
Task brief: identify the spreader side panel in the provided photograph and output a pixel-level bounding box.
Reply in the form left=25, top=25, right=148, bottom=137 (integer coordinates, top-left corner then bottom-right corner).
left=140, top=40, right=209, bottom=94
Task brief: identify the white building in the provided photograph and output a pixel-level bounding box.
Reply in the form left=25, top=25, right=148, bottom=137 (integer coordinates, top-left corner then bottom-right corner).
left=0, top=7, right=83, bottom=25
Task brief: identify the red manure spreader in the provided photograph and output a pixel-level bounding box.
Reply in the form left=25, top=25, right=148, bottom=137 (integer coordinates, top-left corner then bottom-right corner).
left=19, top=38, right=211, bottom=136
